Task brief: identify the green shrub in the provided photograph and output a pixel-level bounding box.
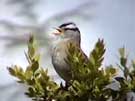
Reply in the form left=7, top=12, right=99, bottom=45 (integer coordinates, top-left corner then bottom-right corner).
left=8, top=35, right=135, bottom=101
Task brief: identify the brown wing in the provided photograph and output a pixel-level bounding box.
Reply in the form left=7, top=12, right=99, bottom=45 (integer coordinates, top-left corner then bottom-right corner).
left=66, top=39, right=88, bottom=63
left=80, top=48, right=89, bottom=63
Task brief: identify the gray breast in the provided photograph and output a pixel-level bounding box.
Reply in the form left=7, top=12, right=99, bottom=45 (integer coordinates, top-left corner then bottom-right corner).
left=51, top=40, right=72, bottom=81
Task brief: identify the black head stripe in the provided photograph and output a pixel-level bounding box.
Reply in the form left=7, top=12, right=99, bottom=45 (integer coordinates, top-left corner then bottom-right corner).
left=64, top=28, right=80, bottom=33
left=59, top=22, right=75, bottom=28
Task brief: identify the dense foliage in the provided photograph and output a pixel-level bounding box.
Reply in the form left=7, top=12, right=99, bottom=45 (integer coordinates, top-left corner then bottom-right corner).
left=8, top=35, right=135, bottom=101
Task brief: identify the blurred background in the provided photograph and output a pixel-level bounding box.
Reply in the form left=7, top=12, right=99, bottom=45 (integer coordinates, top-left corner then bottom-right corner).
left=0, top=0, right=134, bottom=101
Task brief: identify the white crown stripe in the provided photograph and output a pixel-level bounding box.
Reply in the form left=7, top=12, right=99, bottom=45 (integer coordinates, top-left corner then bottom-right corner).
left=65, top=24, right=77, bottom=29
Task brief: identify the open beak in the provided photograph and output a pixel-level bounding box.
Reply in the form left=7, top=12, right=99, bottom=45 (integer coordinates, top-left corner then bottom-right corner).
left=52, top=27, right=63, bottom=35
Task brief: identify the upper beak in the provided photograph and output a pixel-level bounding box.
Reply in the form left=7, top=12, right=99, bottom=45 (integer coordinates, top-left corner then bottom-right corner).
left=52, top=27, right=62, bottom=35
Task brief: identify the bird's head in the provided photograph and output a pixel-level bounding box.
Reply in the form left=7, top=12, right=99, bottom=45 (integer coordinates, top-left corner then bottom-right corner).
left=52, top=22, right=81, bottom=44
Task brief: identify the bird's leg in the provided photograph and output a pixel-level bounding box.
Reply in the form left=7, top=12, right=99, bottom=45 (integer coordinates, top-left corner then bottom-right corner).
left=59, top=81, right=71, bottom=91
left=65, top=81, right=71, bottom=89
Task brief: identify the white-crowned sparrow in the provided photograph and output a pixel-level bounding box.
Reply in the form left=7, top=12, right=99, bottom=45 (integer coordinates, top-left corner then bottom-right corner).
left=51, top=22, right=88, bottom=81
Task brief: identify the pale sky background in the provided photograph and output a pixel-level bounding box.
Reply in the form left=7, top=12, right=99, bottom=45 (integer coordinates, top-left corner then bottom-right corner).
left=0, top=0, right=134, bottom=101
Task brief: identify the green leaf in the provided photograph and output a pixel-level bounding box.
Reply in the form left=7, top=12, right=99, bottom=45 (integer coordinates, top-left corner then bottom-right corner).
left=25, top=87, right=36, bottom=97
left=119, top=47, right=128, bottom=67
left=119, top=47, right=126, bottom=58
left=8, top=65, right=25, bottom=81
left=89, top=39, right=105, bottom=69
left=8, top=67, right=16, bottom=76
left=132, top=60, right=135, bottom=69
left=105, top=65, right=117, bottom=77
left=31, top=60, right=39, bottom=73
left=28, top=43, right=35, bottom=59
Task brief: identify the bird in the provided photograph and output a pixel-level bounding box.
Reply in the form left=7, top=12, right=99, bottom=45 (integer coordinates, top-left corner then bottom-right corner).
left=51, top=22, right=88, bottom=82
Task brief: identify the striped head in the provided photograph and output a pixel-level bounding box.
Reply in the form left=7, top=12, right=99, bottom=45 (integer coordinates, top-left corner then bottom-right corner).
left=53, top=22, right=81, bottom=44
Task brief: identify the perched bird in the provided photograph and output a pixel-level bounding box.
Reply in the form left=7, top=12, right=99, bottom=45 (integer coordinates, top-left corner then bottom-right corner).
left=51, top=22, right=88, bottom=81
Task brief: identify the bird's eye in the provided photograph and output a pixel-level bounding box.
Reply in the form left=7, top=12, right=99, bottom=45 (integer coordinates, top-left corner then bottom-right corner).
left=57, top=28, right=62, bottom=32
